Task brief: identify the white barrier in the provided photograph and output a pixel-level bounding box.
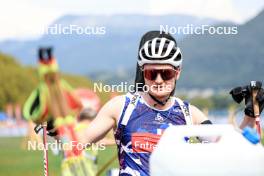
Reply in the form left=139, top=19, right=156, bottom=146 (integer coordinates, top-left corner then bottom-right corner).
left=150, top=125, right=264, bottom=176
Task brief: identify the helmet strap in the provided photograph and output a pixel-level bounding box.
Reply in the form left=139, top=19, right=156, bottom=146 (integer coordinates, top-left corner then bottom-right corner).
left=148, top=93, right=170, bottom=107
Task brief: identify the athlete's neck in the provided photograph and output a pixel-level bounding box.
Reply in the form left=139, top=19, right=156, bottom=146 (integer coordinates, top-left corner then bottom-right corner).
left=140, top=92, right=173, bottom=110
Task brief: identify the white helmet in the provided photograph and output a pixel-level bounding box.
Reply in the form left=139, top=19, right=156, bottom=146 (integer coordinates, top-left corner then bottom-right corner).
left=138, top=37, right=182, bottom=68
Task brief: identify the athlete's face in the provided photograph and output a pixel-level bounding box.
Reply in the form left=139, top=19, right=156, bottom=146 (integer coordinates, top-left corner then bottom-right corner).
left=143, top=64, right=181, bottom=98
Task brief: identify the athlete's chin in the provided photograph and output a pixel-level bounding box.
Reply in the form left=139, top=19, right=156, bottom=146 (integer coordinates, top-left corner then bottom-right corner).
left=149, top=90, right=171, bottom=98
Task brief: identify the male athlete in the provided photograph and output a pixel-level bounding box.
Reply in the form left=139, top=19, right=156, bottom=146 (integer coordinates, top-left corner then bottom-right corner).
left=78, top=31, right=264, bottom=175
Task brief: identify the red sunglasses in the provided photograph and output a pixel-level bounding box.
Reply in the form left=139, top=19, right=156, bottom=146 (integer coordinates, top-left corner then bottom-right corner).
left=143, top=68, right=178, bottom=81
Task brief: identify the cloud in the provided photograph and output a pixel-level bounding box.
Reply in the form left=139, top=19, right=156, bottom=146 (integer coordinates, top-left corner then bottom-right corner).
left=0, top=1, right=61, bottom=40
left=148, top=0, right=241, bottom=22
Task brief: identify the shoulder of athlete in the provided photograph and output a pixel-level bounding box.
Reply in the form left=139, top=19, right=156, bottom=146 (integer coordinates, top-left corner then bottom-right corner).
left=100, top=94, right=126, bottom=122
left=189, top=105, right=208, bottom=124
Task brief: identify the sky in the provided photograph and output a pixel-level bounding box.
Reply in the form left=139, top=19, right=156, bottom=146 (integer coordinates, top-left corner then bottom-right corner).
left=0, top=0, right=263, bottom=41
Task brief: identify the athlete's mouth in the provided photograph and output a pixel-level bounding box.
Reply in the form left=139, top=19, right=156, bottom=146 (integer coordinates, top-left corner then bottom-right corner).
left=151, top=85, right=171, bottom=92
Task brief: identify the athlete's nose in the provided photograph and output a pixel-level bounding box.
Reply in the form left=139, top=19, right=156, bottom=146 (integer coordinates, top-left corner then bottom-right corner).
left=155, top=73, right=164, bottom=84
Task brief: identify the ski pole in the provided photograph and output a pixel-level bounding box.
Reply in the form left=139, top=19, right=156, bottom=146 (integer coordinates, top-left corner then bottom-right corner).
left=42, top=122, right=49, bottom=176
left=251, top=81, right=262, bottom=137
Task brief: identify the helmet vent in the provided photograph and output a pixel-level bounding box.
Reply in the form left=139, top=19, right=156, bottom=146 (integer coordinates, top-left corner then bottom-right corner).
left=175, top=52, right=182, bottom=61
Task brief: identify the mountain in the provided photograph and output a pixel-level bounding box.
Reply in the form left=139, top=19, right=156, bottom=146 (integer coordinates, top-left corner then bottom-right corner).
left=178, top=9, right=264, bottom=89
left=0, top=14, right=223, bottom=75
left=90, top=10, right=264, bottom=89
left=2, top=11, right=261, bottom=90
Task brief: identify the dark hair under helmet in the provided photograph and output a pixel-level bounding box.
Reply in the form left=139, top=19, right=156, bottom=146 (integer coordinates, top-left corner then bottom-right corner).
left=134, top=31, right=182, bottom=95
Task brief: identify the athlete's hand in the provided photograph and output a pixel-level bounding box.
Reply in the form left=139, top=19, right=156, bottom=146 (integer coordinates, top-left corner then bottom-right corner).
left=47, top=119, right=58, bottom=136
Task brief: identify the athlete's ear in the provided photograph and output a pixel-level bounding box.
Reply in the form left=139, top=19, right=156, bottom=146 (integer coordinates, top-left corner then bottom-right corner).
left=176, top=68, right=181, bottom=80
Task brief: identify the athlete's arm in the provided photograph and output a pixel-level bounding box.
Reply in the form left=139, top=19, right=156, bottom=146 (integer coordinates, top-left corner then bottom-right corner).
left=239, top=115, right=256, bottom=129
left=189, top=105, right=208, bottom=125
left=77, top=95, right=125, bottom=144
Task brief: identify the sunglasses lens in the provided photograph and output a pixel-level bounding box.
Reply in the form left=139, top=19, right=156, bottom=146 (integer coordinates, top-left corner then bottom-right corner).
left=144, top=69, right=176, bottom=81
left=144, top=69, right=157, bottom=80
left=161, top=69, right=176, bottom=80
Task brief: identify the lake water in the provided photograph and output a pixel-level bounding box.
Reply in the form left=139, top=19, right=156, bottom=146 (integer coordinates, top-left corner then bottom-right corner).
left=0, top=110, right=263, bottom=137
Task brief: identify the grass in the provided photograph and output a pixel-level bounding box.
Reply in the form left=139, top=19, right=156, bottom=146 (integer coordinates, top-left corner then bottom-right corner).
left=0, top=137, right=118, bottom=176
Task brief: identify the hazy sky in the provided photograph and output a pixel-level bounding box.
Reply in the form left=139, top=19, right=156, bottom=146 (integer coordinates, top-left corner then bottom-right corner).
left=0, top=0, right=263, bottom=41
